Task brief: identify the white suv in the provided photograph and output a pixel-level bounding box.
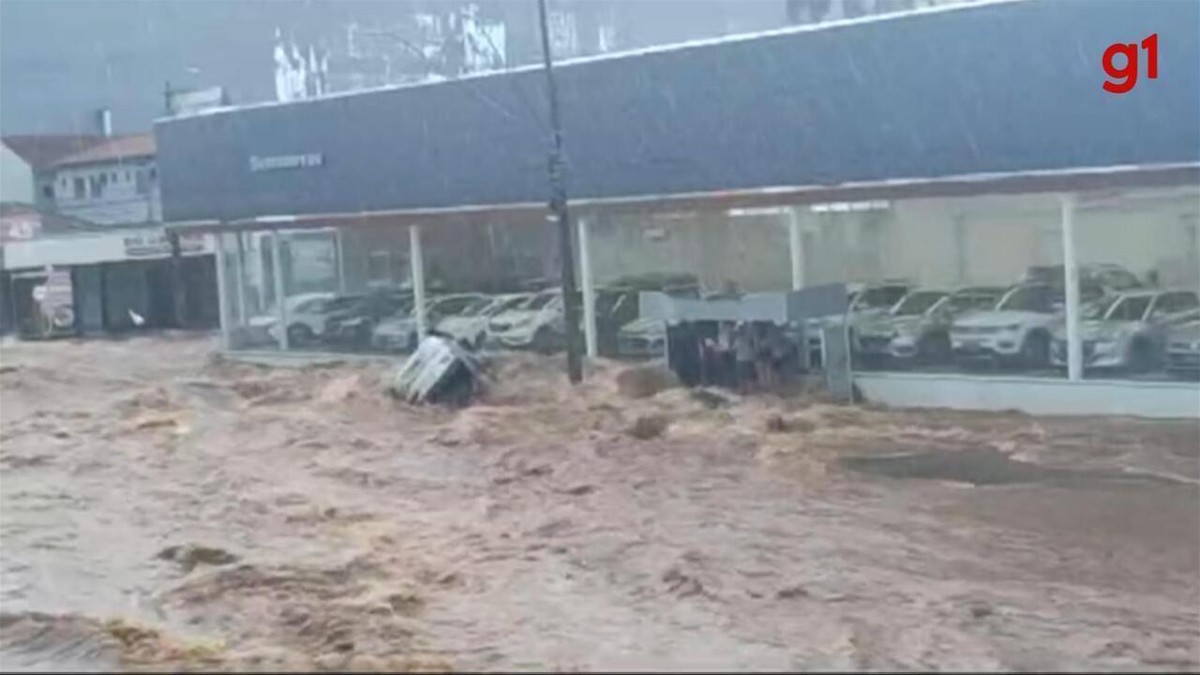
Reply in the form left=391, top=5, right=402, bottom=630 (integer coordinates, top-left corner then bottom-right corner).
left=950, top=283, right=1062, bottom=368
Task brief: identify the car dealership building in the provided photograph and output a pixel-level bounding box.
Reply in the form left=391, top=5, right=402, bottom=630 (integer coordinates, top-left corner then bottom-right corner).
left=156, top=0, right=1200, bottom=417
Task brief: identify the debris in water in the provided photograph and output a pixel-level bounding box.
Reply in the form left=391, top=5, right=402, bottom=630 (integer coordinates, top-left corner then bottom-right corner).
left=615, top=364, right=679, bottom=399
left=128, top=413, right=184, bottom=431
left=969, top=602, right=994, bottom=619
left=156, top=544, right=239, bottom=572
left=318, top=375, right=362, bottom=404
left=765, top=414, right=788, bottom=433
left=690, top=387, right=733, bottom=409
left=627, top=413, right=669, bottom=439
left=662, top=566, right=707, bottom=598
left=776, top=585, right=810, bottom=600
left=561, top=484, right=596, bottom=496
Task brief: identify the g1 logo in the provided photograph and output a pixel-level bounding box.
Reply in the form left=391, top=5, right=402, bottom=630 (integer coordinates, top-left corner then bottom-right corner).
left=1103, top=33, right=1158, bottom=94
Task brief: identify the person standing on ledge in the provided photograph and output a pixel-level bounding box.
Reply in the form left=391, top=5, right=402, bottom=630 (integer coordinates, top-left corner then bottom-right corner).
left=734, top=321, right=756, bottom=394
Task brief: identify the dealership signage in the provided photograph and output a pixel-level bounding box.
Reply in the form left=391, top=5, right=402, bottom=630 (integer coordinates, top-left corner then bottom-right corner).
left=123, top=231, right=207, bottom=258
left=249, top=153, right=324, bottom=172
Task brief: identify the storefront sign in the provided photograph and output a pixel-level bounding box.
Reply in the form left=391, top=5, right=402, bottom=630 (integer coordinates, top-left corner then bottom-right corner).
left=1, top=214, right=41, bottom=243
left=123, top=232, right=207, bottom=258
left=249, top=153, right=324, bottom=172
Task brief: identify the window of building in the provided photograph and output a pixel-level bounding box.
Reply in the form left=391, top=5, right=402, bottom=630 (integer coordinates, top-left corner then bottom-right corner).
left=89, top=174, right=103, bottom=198
left=110, top=171, right=118, bottom=182
left=42, top=184, right=54, bottom=199
left=149, top=167, right=157, bottom=181
left=73, top=177, right=85, bottom=199
left=125, top=170, right=132, bottom=182
left=135, top=169, right=148, bottom=194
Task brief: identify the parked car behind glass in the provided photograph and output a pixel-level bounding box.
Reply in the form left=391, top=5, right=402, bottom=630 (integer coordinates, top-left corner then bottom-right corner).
left=323, top=292, right=413, bottom=349
left=244, top=292, right=335, bottom=346
left=806, top=281, right=912, bottom=366
left=950, top=283, right=1064, bottom=368
left=1050, top=289, right=1200, bottom=373
left=1165, top=318, right=1200, bottom=379
left=371, top=293, right=489, bottom=352
left=436, top=293, right=531, bottom=349
left=856, top=286, right=1005, bottom=366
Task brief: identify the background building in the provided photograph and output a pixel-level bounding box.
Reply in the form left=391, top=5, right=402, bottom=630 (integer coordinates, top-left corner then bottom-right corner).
left=46, top=133, right=160, bottom=226
left=0, top=0, right=982, bottom=134
left=1, top=133, right=107, bottom=208
left=157, top=0, right=1199, bottom=417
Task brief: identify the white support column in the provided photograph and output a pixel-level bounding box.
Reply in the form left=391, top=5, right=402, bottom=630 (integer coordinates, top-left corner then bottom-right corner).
left=1060, top=194, right=1082, bottom=382
left=271, top=231, right=289, bottom=350
left=213, top=233, right=231, bottom=350
left=787, top=207, right=806, bottom=290
left=234, top=232, right=248, bottom=324
left=334, top=228, right=347, bottom=295
left=410, top=225, right=427, bottom=340
left=952, top=214, right=968, bottom=285
left=577, top=215, right=598, bottom=358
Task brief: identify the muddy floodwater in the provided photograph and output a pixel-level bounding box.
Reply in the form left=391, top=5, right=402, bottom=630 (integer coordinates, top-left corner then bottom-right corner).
left=1, top=334, right=1197, bottom=671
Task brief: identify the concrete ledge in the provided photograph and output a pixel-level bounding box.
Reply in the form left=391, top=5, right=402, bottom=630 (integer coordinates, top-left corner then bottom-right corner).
left=222, top=349, right=398, bottom=369
left=855, top=372, right=1200, bottom=419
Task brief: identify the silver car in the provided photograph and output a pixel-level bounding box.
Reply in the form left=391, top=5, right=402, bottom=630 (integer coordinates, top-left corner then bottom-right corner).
left=806, top=281, right=911, bottom=366
left=1050, top=289, right=1200, bottom=372
left=856, top=286, right=1005, bottom=365
left=371, top=293, right=489, bottom=352
left=616, top=316, right=667, bottom=358
left=435, top=293, right=532, bottom=350
left=486, top=291, right=564, bottom=351
left=1165, top=319, right=1200, bottom=379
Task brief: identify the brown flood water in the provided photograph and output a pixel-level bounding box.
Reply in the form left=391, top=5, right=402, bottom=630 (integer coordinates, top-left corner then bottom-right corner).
left=0, top=333, right=1197, bottom=672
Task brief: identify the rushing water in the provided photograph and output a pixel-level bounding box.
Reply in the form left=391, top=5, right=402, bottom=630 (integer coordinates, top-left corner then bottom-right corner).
left=2, top=335, right=1198, bottom=671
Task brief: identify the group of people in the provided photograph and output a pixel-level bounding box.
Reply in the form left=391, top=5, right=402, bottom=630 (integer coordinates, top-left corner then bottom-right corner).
left=699, top=321, right=796, bottom=393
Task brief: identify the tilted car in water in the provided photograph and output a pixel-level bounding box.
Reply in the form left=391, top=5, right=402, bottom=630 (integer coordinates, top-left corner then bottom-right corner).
left=371, top=293, right=490, bottom=352
left=854, top=286, right=1005, bottom=366
left=1049, top=289, right=1200, bottom=373
left=1165, top=318, right=1200, bottom=379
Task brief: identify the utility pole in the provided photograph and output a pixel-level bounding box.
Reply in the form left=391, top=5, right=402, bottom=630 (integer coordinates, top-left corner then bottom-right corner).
left=536, top=0, right=583, bottom=384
